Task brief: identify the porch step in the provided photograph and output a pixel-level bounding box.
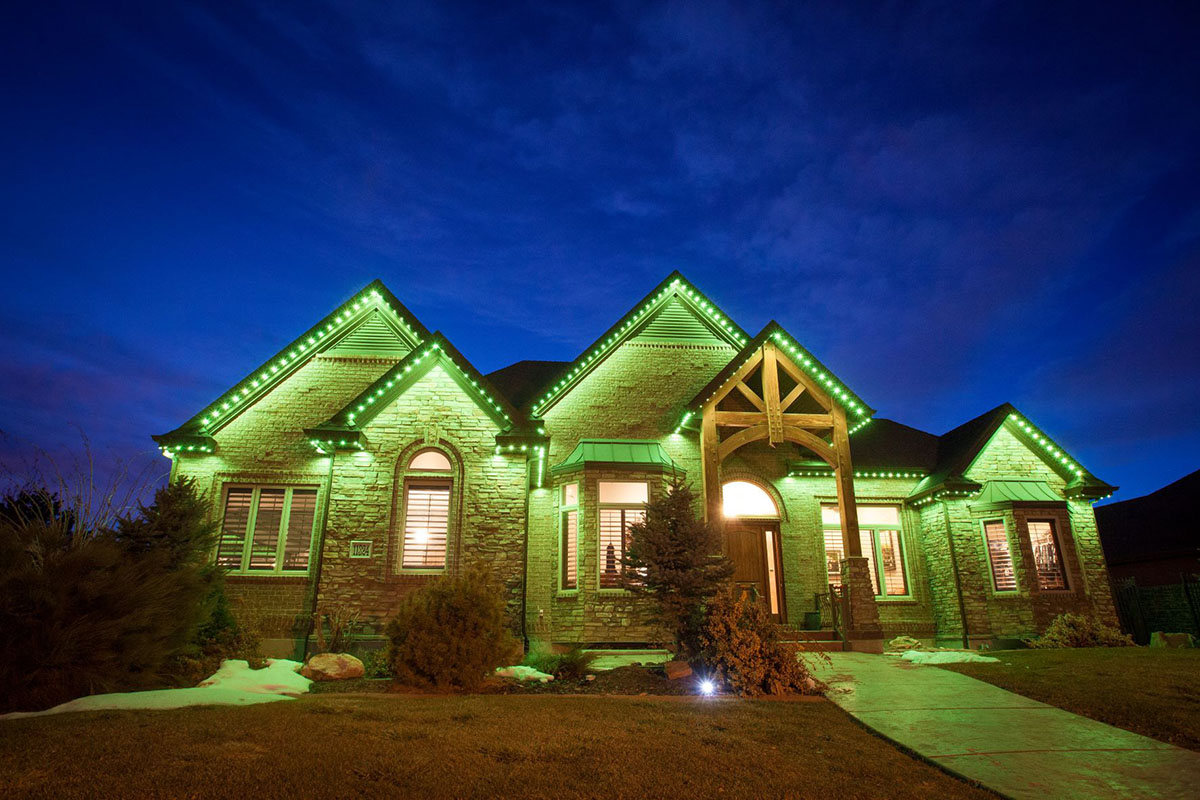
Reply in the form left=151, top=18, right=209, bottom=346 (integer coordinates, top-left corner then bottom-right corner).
left=789, top=629, right=840, bottom=642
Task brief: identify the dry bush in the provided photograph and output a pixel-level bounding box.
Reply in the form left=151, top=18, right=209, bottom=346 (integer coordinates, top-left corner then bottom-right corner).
left=385, top=566, right=521, bottom=690
left=700, top=585, right=827, bottom=696
left=1031, top=613, right=1135, bottom=648
left=314, top=604, right=362, bottom=654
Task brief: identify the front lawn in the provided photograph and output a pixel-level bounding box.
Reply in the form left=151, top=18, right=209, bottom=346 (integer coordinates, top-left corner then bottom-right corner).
left=0, top=694, right=991, bottom=799
left=935, top=647, right=1200, bottom=750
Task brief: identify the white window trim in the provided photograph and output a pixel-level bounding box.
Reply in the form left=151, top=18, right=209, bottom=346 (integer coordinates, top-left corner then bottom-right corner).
left=559, top=483, right=579, bottom=594
left=1026, top=517, right=1071, bottom=593
left=219, top=484, right=319, bottom=576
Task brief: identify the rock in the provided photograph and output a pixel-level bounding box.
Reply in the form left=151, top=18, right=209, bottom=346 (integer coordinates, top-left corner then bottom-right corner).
left=300, top=653, right=365, bottom=681
left=663, top=660, right=693, bottom=680
left=886, top=635, right=923, bottom=652
left=1149, top=631, right=1196, bottom=649
left=585, top=674, right=595, bottom=681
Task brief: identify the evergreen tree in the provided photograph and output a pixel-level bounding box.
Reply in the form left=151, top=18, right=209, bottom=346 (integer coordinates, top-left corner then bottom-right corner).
left=621, top=481, right=734, bottom=660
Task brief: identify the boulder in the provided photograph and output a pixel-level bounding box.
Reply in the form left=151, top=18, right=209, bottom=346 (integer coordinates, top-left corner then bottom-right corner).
left=663, top=660, right=693, bottom=680
left=886, top=635, right=923, bottom=652
left=1149, top=631, right=1196, bottom=649
left=301, top=652, right=365, bottom=681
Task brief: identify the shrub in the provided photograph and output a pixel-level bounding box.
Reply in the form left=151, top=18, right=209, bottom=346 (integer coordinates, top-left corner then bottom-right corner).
left=621, top=482, right=734, bottom=660
left=313, top=604, right=361, bottom=654
left=1031, top=613, right=1135, bottom=648
left=699, top=585, right=826, bottom=696
left=384, top=566, right=521, bottom=690
left=523, top=644, right=597, bottom=681
left=0, top=479, right=220, bottom=712
left=362, top=647, right=392, bottom=679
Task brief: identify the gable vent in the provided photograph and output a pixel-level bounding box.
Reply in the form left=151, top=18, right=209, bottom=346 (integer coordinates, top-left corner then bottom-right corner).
left=327, top=310, right=413, bottom=357
left=634, top=296, right=725, bottom=344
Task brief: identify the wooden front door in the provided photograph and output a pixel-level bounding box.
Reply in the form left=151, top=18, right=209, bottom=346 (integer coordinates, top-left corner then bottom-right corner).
left=726, top=523, right=786, bottom=622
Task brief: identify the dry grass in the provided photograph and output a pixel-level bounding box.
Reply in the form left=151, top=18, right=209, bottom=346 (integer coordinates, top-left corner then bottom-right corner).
left=936, top=647, right=1200, bottom=750
left=0, top=694, right=992, bottom=799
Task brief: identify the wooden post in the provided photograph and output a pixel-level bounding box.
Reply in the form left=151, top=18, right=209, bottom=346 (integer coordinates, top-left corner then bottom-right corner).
left=762, top=343, right=783, bottom=446
left=831, top=404, right=862, bottom=558
left=700, top=404, right=722, bottom=523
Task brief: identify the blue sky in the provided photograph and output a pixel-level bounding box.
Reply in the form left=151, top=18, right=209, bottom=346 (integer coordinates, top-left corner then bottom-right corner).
left=1, top=1, right=1198, bottom=500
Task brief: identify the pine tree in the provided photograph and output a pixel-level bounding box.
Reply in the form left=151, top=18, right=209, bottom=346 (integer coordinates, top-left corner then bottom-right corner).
left=621, top=481, right=734, bottom=660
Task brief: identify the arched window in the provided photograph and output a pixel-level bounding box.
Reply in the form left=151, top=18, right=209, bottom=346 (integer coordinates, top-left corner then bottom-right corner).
left=722, top=480, right=779, bottom=518
left=400, top=448, right=454, bottom=570
left=409, top=449, right=451, bottom=471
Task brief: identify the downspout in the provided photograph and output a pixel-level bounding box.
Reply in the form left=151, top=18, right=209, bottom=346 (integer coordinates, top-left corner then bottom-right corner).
left=520, top=455, right=531, bottom=652
left=303, top=450, right=337, bottom=660
left=941, top=501, right=971, bottom=649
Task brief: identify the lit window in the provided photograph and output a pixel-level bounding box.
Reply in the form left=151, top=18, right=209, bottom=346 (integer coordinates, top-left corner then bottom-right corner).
left=401, top=483, right=450, bottom=569
left=722, top=481, right=778, bottom=518
left=983, top=520, right=1018, bottom=592
left=821, top=505, right=908, bottom=597
left=561, top=483, right=578, bottom=591
left=598, top=482, right=647, bottom=589
left=216, top=486, right=318, bottom=574
left=409, top=449, right=451, bottom=471
left=1028, top=520, right=1068, bottom=590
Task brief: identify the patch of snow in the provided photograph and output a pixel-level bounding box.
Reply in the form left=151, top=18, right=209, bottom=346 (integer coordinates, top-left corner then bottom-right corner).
left=495, top=665, right=554, bottom=683
left=901, top=650, right=1000, bottom=665
left=1, top=659, right=310, bottom=720
left=586, top=650, right=670, bottom=671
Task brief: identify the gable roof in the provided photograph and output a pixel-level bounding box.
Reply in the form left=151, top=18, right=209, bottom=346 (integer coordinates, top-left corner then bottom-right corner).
left=486, top=360, right=570, bottom=410
left=682, top=321, right=875, bottom=424
left=527, top=272, right=750, bottom=417
left=305, top=332, right=529, bottom=451
left=1095, top=469, right=1200, bottom=563
left=908, top=403, right=1115, bottom=503
left=154, top=280, right=431, bottom=449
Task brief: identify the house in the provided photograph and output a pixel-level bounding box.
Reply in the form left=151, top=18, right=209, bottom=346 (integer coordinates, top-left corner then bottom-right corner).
left=154, top=273, right=1120, bottom=656
left=1095, top=470, right=1200, bottom=642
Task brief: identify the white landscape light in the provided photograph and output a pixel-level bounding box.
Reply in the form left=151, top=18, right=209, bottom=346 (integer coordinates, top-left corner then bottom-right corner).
left=699, top=679, right=716, bottom=696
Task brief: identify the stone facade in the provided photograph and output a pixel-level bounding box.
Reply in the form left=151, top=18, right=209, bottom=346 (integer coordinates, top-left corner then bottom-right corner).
left=161, top=277, right=1119, bottom=656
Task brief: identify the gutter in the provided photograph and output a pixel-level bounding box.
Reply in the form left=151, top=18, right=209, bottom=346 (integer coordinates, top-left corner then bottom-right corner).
left=303, top=452, right=337, bottom=660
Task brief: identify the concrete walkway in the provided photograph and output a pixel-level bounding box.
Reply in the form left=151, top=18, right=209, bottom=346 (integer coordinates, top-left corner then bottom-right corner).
left=819, top=652, right=1200, bottom=799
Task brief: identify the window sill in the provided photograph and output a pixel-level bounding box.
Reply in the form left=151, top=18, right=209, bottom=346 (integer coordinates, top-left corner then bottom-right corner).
left=225, top=573, right=311, bottom=584
left=556, top=590, right=580, bottom=599
left=875, top=597, right=918, bottom=604
left=398, top=568, right=446, bottom=575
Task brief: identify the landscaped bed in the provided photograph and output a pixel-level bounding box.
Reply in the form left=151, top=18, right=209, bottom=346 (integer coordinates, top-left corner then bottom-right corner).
left=933, top=647, right=1200, bottom=751
left=310, top=664, right=703, bottom=696
left=0, top=693, right=992, bottom=799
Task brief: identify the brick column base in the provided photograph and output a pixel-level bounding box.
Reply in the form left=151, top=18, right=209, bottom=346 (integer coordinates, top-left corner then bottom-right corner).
left=841, top=557, right=884, bottom=653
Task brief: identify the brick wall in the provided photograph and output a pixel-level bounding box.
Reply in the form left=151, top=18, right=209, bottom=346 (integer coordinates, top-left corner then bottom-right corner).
left=172, top=354, right=397, bottom=644
left=315, top=361, right=528, bottom=636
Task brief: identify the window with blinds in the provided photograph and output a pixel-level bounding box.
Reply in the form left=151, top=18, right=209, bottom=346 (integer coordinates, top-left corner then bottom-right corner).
left=821, top=505, right=909, bottom=598
left=983, top=520, right=1018, bottom=592
left=560, top=482, right=579, bottom=591
left=216, top=486, right=318, bottom=574
left=599, top=507, right=645, bottom=589
left=402, top=482, right=450, bottom=569
left=1028, top=519, right=1068, bottom=590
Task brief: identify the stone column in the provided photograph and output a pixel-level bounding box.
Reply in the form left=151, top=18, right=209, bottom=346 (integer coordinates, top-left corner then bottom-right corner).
left=841, top=556, right=883, bottom=653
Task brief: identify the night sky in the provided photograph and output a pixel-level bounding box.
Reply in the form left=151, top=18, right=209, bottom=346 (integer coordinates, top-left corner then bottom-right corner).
left=2, top=1, right=1198, bottom=501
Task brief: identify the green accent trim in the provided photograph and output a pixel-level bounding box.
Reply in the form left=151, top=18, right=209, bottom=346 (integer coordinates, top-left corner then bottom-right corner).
left=153, top=433, right=217, bottom=457
left=530, top=272, right=749, bottom=417
left=550, top=439, right=686, bottom=475
left=309, top=333, right=523, bottom=447
left=786, top=462, right=927, bottom=480
left=155, top=280, right=431, bottom=442
left=681, top=321, right=875, bottom=427
left=975, top=480, right=1064, bottom=507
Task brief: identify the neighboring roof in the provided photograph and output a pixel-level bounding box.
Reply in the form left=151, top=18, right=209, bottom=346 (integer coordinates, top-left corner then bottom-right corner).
left=848, top=419, right=940, bottom=471
left=551, top=439, right=685, bottom=475
left=975, top=480, right=1064, bottom=507
left=683, top=322, right=875, bottom=423
left=306, top=332, right=531, bottom=451
left=909, top=403, right=1115, bottom=502
left=1096, top=469, right=1200, bottom=564
left=486, top=360, right=569, bottom=410
left=155, top=280, right=431, bottom=447
left=527, top=272, right=750, bottom=417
